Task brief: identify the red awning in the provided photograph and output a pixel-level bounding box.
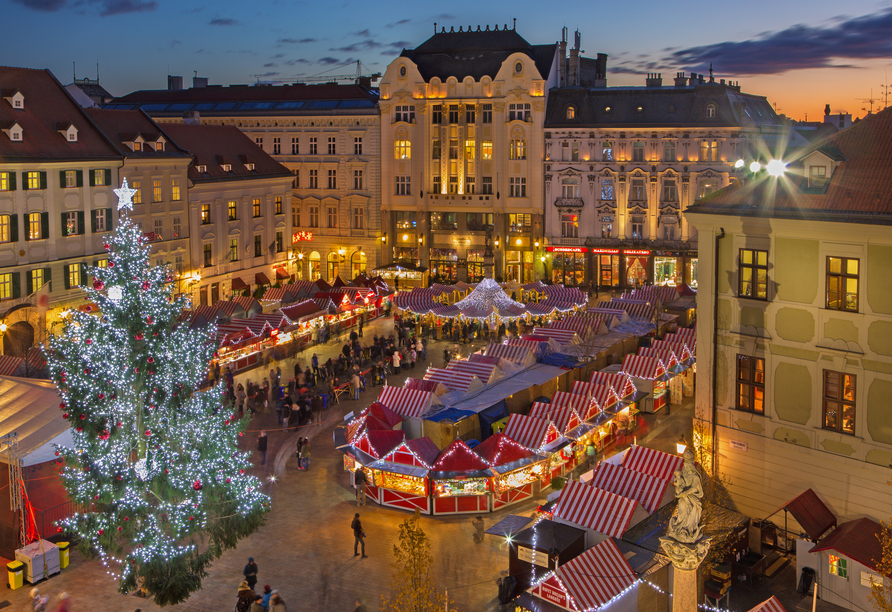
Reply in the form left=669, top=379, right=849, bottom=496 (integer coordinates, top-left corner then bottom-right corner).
left=255, top=272, right=271, bottom=285
left=231, top=277, right=248, bottom=290
left=809, top=518, right=883, bottom=573
left=773, top=488, right=837, bottom=541
left=275, top=268, right=290, bottom=280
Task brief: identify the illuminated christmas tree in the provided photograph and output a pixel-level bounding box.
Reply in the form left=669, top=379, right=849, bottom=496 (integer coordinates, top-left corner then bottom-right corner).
left=47, top=180, right=269, bottom=606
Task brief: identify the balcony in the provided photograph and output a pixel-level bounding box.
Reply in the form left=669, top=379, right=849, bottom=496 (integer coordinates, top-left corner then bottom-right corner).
left=553, top=197, right=584, bottom=208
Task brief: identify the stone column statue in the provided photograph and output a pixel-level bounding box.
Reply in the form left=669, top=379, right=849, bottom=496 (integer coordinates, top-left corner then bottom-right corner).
left=660, top=445, right=711, bottom=571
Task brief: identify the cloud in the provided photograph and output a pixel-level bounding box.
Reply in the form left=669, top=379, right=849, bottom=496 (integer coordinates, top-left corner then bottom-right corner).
left=13, top=0, right=156, bottom=14
left=278, top=37, right=317, bottom=44
left=12, top=0, right=66, bottom=10
left=353, top=29, right=371, bottom=37
left=209, top=17, right=237, bottom=25
left=285, top=58, right=311, bottom=66
left=263, top=63, right=276, bottom=67
left=330, top=39, right=381, bottom=53
left=668, top=7, right=892, bottom=75
left=170, top=39, right=182, bottom=47
left=271, top=53, right=285, bottom=59
left=257, top=72, right=278, bottom=77
left=386, top=19, right=411, bottom=28
left=318, top=57, right=341, bottom=65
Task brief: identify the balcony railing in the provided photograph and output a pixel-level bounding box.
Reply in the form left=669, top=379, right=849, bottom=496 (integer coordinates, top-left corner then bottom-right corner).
left=553, top=197, right=584, bottom=208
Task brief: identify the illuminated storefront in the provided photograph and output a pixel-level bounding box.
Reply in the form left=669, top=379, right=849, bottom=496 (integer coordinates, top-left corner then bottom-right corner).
left=429, top=248, right=458, bottom=282
left=623, top=249, right=650, bottom=287
left=654, top=256, right=679, bottom=286
left=467, top=249, right=486, bottom=283
left=547, top=246, right=587, bottom=286
left=592, top=248, right=620, bottom=288
left=506, top=249, right=534, bottom=284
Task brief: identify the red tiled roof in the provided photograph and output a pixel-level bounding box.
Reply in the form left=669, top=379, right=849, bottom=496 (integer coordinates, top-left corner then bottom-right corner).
left=0, top=66, right=120, bottom=160
left=159, top=123, right=292, bottom=182
left=810, top=517, right=886, bottom=575
left=114, top=83, right=378, bottom=104
left=84, top=108, right=191, bottom=158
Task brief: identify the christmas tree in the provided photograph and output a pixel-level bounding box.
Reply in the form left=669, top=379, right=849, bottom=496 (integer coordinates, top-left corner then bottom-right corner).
left=47, top=180, right=269, bottom=606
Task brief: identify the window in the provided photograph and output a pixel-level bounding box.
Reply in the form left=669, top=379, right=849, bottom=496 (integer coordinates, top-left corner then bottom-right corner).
left=293, top=169, right=300, bottom=189
left=602, top=142, right=614, bottom=161
left=561, top=214, right=578, bottom=238
left=152, top=179, right=162, bottom=202
left=131, top=180, right=141, bottom=204
left=395, top=105, right=415, bottom=123
left=466, top=213, right=493, bottom=231
left=662, top=179, right=678, bottom=202
left=823, top=370, right=856, bottom=434
left=481, top=104, right=493, bottom=123
left=601, top=179, right=615, bottom=200
left=255, top=136, right=263, bottom=148
left=171, top=178, right=181, bottom=201
left=698, top=180, right=718, bottom=200
left=0, top=273, right=11, bottom=300
left=572, top=141, right=579, bottom=161
left=736, top=355, right=764, bottom=413
left=700, top=140, right=718, bottom=162
left=601, top=218, right=613, bottom=238
left=27, top=172, right=42, bottom=190
left=433, top=176, right=441, bottom=194
left=229, top=238, right=238, bottom=262
left=395, top=176, right=411, bottom=196
left=353, top=170, right=363, bottom=190
left=173, top=217, right=181, bottom=237
left=809, top=166, right=827, bottom=189
left=201, top=203, right=210, bottom=225
left=153, top=219, right=163, bottom=237
left=254, top=235, right=262, bottom=257
left=448, top=176, right=458, bottom=194
left=228, top=201, right=237, bottom=221
left=481, top=140, right=493, bottom=160
left=861, top=571, right=883, bottom=588
left=561, top=178, right=579, bottom=198
left=432, top=140, right=441, bottom=160
left=826, top=256, right=859, bottom=311
left=271, top=137, right=280, bottom=155
left=663, top=224, right=676, bottom=240
left=93, top=169, right=107, bottom=187
left=509, top=177, right=526, bottom=197
left=465, top=140, right=475, bottom=160
left=28, top=212, right=42, bottom=239
left=482, top=177, right=493, bottom=194
left=0, top=216, right=9, bottom=243
left=395, top=140, right=411, bottom=160
left=508, top=103, right=530, bottom=121
left=509, top=139, right=526, bottom=160
left=706, top=104, right=716, bottom=118
left=67, top=263, right=82, bottom=288
left=432, top=105, right=442, bottom=124
left=203, top=243, right=212, bottom=267
left=353, top=207, right=364, bottom=229
left=309, top=206, right=319, bottom=227
left=291, top=137, right=299, bottom=154
left=664, top=141, right=676, bottom=161
left=308, top=169, right=318, bottom=189
left=0, top=172, right=11, bottom=191
left=29, top=269, right=43, bottom=294
left=276, top=231, right=283, bottom=253
left=447, top=105, right=459, bottom=124
left=327, top=207, right=337, bottom=228
left=633, top=142, right=645, bottom=162
left=631, top=216, right=644, bottom=239
left=309, top=137, right=317, bottom=155
left=63, top=211, right=80, bottom=236
left=432, top=212, right=457, bottom=231
left=739, top=249, right=768, bottom=299
left=292, top=205, right=300, bottom=227
left=253, top=198, right=261, bottom=217
left=508, top=214, right=531, bottom=233
left=466, top=105, right=476, bottom=124
left=631, top=178, right=646, bottom=201
left=93, top=209, right=106, bottom=233
left=327, top=169, right=337, bottom=190
left=395, top=212, right=416, bottom=229
left=449, top=140, right=459, bottom=160
left=275, top=196, right=282, bottom=215
left=64, top=170, right=77, bottom=188
left=327, top=136, right=336, bottom=155
left=466, top=176, right=475, bottom=194
left=566, top=106, right=575, bottom=120
left=829, top=555, right=848, bottom=579
left=354, top=137, right=363, bottom=155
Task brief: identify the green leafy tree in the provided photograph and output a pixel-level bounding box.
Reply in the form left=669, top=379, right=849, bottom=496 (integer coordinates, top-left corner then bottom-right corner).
left=47, top=180, right=269, bottom=606
left=381, top=510, right=455, bottom=612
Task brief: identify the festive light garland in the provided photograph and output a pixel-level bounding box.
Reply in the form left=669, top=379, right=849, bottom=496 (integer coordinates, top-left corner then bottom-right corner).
left=48, top=179, right=269, bottom=605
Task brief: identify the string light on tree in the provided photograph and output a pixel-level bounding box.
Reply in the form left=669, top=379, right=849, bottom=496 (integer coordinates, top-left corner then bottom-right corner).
left=48, top=180, right=269, bottom=606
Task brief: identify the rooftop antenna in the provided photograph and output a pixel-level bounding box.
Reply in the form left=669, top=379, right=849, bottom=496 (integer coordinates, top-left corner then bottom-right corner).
left=858, top=89, right=876, bottom=113
left=73, top=62, right=76, bottom=81
left=881, top=71, right=891, bottom=110
left=96, top=62, right=99, bottom=82
left=434, top=22, right=437, bottom=34
left=513, top=18, right=516, bottom=30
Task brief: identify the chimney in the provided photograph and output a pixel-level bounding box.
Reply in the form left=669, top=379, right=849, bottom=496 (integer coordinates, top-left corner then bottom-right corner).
left=559, top=27, right=568, bottom=87
left=193, top=75, right=208, bottom=88
left=168, top=75, right=183, bottom=91
left=824, top=104, right=831, bottom=116
left=358, top=76, right=372, bottom=89
left=569, top=47, right=580, bottom=86
left=674, top=72, right=687, bottom=87
left=594, top=53, right=608, bottom=88
left=183, top=110, right=201, bottom=125
left=645, top=73, right=662, bottom=87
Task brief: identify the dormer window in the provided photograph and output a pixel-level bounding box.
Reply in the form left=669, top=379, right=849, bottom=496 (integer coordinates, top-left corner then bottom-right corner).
left=3, top=90, right=24, bottom=110
left=706, top=104, right=717, bottom=118
left=155, top=139, right=165, bottom=152
left=245, top=163, right=255, bottom=171
left=11, top=130, right=21, bottom=141
left=2, top=122, right=22, bottom=142
left=566, top=106, right=576, bottom=120
left=221, top=164, right=231, bottom=172
left=57, top=123, right=78, bottom=142
left=14, top=100, right=21, bottom=108
left=133, top=142, right=142, bottom=151
left=809, top=166, right=827, bottom=189
left=196, top=165, right=207, bottom=173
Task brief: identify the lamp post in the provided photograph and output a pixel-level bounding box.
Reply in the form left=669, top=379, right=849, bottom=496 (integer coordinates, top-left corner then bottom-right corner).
left=0, top=321, right=6, bottom=356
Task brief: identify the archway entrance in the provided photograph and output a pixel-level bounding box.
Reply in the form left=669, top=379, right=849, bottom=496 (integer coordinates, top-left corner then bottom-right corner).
left=3, top=320, right=34, bottom=357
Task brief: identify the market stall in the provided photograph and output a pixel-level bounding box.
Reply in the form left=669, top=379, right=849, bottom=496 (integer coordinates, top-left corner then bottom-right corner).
left=484, top=343, right=537, bottom=368
left=588, top=461, right=673, bottom=514
left=530, top=327, right=581, bottom=348
left=571, top=381, right=622, bottom=417
left=214, top=325, right=264, bottom=371
left=422, top=368, right=481, bottom=395
left=637, top=346, right=686, bottom=408
left=376, top=386, right=441, bottom=437
left=280, top=299, right=329, bottom=349
left=651, top=338, right=696, bottom=398
left=528, top=403, right=582, bottom=478
left=373, top=436, right=440, bottom=513
left=429, top=439, right=492, bottom=515
left=620, top=444, right=682, bottom=483
left=503, top=414, right=561, bottom=454
left=553, top=480, right=646, bottom=545
left=620, top=355, right=670, bottom=413
left=474, top=433, right=543, bottom=510
left=446, top=359, right=503, bottom=385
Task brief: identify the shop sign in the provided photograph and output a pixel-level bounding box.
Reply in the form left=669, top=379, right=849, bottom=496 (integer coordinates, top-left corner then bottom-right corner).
left=546, top=246, right=588, bottom=253
left=590, top=248, right=620, bottom=254
left=729, top=439, right=748, bottom=452
left=655, top=251, right=683, bottom=257
left=623, top=249, right=650, bottom=256
left=292, top=231, right=314, bottom=243
left=518, top=545, right=550, bottom=569
left=536, top=581, right=569, bottom=607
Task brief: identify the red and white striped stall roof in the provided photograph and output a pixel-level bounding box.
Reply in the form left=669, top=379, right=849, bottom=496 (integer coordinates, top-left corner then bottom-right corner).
left=551, top=391, right=592, bottom=415
left=216, top=325, right=259, bottom=346
left=664, top=333, right=697, bottom=353
left=554, top=480, right=639, bottom=538
left=549, top=317, right=599, bottom=337
left=529, top=402, right=582, bottom=435
left=589, top=372, right=637, bottom=399
left=522, top=280, right=547, bottom=292
left=423, top=367, right=477, bottom=393
left=652, top=340, right=695, bottom=363
left=213, top=300, right=242, bottom=318
left=544, top=539, right=637, bottom=612
left=610, top=301, right=655, bottom=319
left=376, top=385, right=437, bottom=419
left=261, top=286, right=287, bottom=303
left=542, top=285, right=588, bottom=306
left=747, top=597, right=788, bottom=612
left=231, top=295, right=261, bottom=312
left=393, top=290, right=438, bottom=314
left=637, top=347, right=680, bottom=370
left=590, top=462, right=669, bottom=514
left=446, top=359, right=499, bottom=382
left=484, top=343, right=534, bottom=364
left=503, top=413, right=559, bottom=452
left=0, top=355, right=25, bottom=376
left=506, top=338, right=541, bottom=351
left=228, top=317, right=274, bottom=336
left=525, top=302, right=557, bottom=316
left=571, top=381, right=621, bottom=416
left=251, top=313, right=291, bottom=329
left=531, top=327, right=580, bottom=345
left=622, top=445, right=682, bottom=482
left=622, top=285, right=679, bottom=304
left=404, top=378, right=441, bottom=393
left=621, top=355, right=667, bottom=380
left=671, top=327, right=696, bottom=339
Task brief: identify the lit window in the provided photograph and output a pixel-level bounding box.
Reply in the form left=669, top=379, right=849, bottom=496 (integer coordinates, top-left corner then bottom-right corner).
left=171, top=178, right=181, bottom=201
left=27, top=172, right=41, bottom=190
left=481, top=141, right=492, bottom=160
left=201, top=203, right=210, bottom=224
left=228, top=201, right=237, bottom=221
left=826, top=256, right=859, bottom=312
left=230, top=238, right=238, bottom=262
left=809, top=166, right=827, bottom=189
left=275, top=196, right=282, bottom=215
left=253, top=198, right=261, bottom=217
left=0, top=216, right=9, bottom=242
left=739, top=249, right=768, bottom=299
left=395, top=140, right=411, bottom=160
left=152, top=179, right=162, bottom=202
left=736, top=355, right=764, bottom=414
left=700, top=140, right=718, bottom=162
left=0, top=273, right=11, bottom=300
left=465, top=140, right=475, bottom=160
left=68, top=263, right=82, bottom=288
left=0, top=172, right=9, bottom=191
left=601, top=179, right=615, bottom=201
left=823, top=370, right=856, bottom=435
left=30, top=269, right=44, bottom=293
left=28, top=212, right=42, bottom=239
left=706, top=104, right=716, bottom=118
left=94, top=169, right=106, bottom=187
left=561, top=214, right=578, bottom=238
left=64, top=170, right=77, bottom=188
left=509, top=139, right=526, bottom=160
left=566, top=106, right=575, bottom=120
left=131, top=180, right=142, bottom=204
left=829, top=555, right=847, bottom=578
left=602, top=142, right=613, bottom=161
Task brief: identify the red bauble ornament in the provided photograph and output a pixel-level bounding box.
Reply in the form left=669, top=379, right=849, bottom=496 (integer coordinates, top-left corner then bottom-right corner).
left=147, top=315, right=153, bottom=323
left=60, top=402, right=66, bottom=409
left=239, top=469, right=245, bottom=475
left=135, top=332, right=144, bottom=340
left=62, top=413, right=69, bottom=419
left=134, top=367, right=139, bottom=373
left=144, top=430, right=151, bottom=436
left=238, top=431, right=244, bottom=437
left=192, top=481, right=202, bottom=491
left=116, top=475, right=122, bottom=480
left=94, top=495, right=99, bottom=500
left=79, top=414, right=85, bottom=420
left=163, top=469, right=169, bottom=474
left=84, top=305, right=92, bottom=313
left=57, top=527, right=63, bottom=533
left=108, top=261, right=115, bottom=268
left=85, top=339, right=92, bottom=345
left=225, top=477, right=231, bottom=483
left=189, top=516, right=194, bottom=521
left=98, top=529, right=104, bottom=535
left=93, top=279, right=105, bottom=291
left=147, top=357, right=154, bottom=364
left=103, top=243, right=110, bottom=251
left=116, top=422, right=122, bottom=428
left=124, top=516, right=129, bottom=521
left=99, top=431, right=110, bottom=441
left=84, top=368, right=90, bottom=374
left=141, top=281, right=150, bottom=291
left=54, top=451, right=60, bottom=456
left=98, top=393, right=105, bottom=400
left=117, top=526, right=122, bottom=531
left=76, top=427, right=82, bottom=432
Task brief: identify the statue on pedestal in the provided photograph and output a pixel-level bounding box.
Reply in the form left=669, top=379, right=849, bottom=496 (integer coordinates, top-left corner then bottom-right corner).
left=660, top=446, right=711, bottom=571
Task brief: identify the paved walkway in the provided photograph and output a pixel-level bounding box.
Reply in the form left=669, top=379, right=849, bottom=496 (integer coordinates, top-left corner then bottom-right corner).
left=0, top=312, right=700, bottom=612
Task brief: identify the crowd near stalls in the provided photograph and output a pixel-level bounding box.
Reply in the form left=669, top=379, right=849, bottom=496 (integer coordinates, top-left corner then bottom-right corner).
left=336, top=279, right=699, bottom=518
left=180, top=275, right=393, bottom=374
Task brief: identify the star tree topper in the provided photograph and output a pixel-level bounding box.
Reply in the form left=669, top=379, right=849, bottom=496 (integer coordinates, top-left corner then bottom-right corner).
left=114, top=177, right=138, bottom=211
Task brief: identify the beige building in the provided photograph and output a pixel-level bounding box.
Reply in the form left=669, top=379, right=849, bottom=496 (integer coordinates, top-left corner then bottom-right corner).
left=378, top=24, right=558, bottom=283
left=111, top=81, right=381, bottom=283
left=686, top=108, right=892, bottom=560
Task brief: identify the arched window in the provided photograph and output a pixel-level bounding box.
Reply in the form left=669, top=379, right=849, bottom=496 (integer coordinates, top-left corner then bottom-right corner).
left=566, top=106, right=575, bottom=120
left=308, top=251, right=321, bottom=281
left=706, top=104, right=716, bottom=118
left=327, top=251, right=341, bottom=282
left=351, top=250, right=367, bottom=278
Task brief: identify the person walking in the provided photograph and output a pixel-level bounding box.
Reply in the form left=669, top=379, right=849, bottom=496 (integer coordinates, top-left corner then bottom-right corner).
left=301, top=442, right=311, bottom=470
left=352, top=513, right=367, bottom=558
left=354, top=469, right=368, bottom=506
left=472, top=516, right=485, bottom=543
left=351, top=371, right=361, bottom=401
left=392, top=350, right=401, bottom=374
left=261, top=585, right=273, bottom=610
left=243, top=557, right=259, bottom=591
left=311, top=353, right=319, bottom=377
left=257, top=431, right=268, bottom=466
left=295, top=437, right=304, bottom=470
left=237, top=581, right=256, bottom=612
left=281, top=399, right=292, bottom=431
left=236, top=383, right=247, bottom=417
left=410, top=347, right=417, bottom=370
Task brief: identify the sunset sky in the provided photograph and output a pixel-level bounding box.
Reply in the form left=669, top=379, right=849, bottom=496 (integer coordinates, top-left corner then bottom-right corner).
left=7, top=0, right=892, bottom=121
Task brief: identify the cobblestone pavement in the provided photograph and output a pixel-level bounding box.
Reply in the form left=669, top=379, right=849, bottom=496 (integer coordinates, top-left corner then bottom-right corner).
left=0, top=311, right=698, bottom=612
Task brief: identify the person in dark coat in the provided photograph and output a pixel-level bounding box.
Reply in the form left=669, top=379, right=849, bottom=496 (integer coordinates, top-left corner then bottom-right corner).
left=243, top=557, right=259, bottom=591
left=352, top=513, right=367, bottom=557
left=257, top=431, right=268, bottom=465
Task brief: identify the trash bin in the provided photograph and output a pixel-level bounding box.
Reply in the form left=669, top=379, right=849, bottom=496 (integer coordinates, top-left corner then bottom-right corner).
left=798, top=567, right=815, bottom=595
left=7, top=561, right=23, bottom=590
left=57, top=542, right=70, bottom=569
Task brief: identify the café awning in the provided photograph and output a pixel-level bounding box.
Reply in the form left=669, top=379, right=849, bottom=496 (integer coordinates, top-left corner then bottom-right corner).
left=231, top=277, right=248, bottom=290
left=255, top=272, right=271, bottom=285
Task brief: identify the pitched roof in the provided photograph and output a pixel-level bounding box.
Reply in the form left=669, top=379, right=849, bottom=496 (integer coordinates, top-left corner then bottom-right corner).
left=159, top=123, right=292, bottom=182
left=83, top=108, right=191, bottom=159
left=809, top=517, right=885, bottom=575
left=0, top=66, right=120, bottom=161
left=687, top=106, right=892, bottom=222
left=773, top=488, right=837, bottom=541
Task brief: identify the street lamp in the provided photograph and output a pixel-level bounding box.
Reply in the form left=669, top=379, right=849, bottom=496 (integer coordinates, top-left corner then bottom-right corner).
left=0, top=321, right=6, bottom=356
left=676, top=434, right=687, bottom=455
left=766, top=159, right=786, bottom=177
